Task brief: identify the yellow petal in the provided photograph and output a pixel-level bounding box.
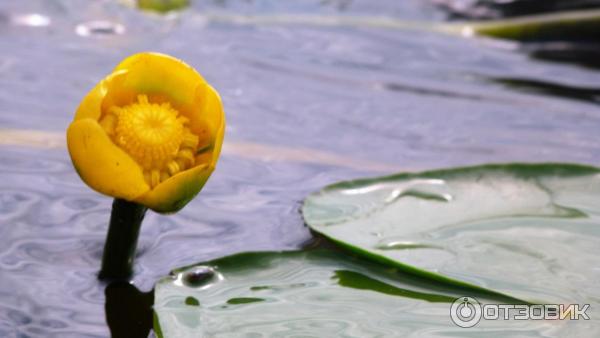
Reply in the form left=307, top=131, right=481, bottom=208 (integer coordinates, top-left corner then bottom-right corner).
left=112, top=52, right=204, bottom=108
left=68, top=52, right=224, bottom=213
left=134, top=164, right=214, bottom=213
left=186, top=83, right=225, bottom=170
left=110, top=54, right=225, bottom=156
left=210, top=108, right=225, bottom=167
left=67, top=119, right=150, bottom=200
left=73, top=70, right=128, bottom=122
left=188, top=83, right=224, bottom=142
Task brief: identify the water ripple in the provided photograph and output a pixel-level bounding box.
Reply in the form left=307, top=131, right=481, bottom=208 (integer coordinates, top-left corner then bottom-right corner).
left=2, top=0, right=600, bottom=335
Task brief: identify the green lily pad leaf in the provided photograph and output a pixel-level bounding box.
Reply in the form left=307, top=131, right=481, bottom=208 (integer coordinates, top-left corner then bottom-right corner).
left=459, top=9, right=600, bottom=41
left=154, top=250, right=494, bottom=337
left=137, top=0, right=189, bottom=13
left=302, top=163, right=600, bottom=302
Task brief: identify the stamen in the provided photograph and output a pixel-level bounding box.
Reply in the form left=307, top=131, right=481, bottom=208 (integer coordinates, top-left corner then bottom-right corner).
left=176, top=159, right=187, bottom=171
left=137, top=94, right=149, bottom=104
left=177, top=116, right=189, bottom=125
left=182, top=133, right=199, bottom=149
left=151, top=169, right=160, bottom=188
left=167, top=161, right=180, bottom=176
left=176, top=149, right=195, bottom=167
left=107, top=94, right=201, bottom=187
left=99, top=114, right=117, bottom=135
left=109, top=106, right=122, bottom=116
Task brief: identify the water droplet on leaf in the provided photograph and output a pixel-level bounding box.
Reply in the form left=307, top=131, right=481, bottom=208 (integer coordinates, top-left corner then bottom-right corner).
left=75, top=21, right=125, bottom=37
left=182, top=266, right=217, bottom=288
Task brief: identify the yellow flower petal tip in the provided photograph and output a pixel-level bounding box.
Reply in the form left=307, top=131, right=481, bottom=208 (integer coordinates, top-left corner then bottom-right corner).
left=67, top=52, right=225, bottom=213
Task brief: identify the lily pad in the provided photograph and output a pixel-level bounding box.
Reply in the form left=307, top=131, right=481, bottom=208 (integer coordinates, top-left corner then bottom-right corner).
left=153, top=250, right=540, bottom=337
left=137, top=0, right=189, bottom=13
left=302, top=163, right=600, bottom=303
left=461, top=9, right=600, bottom=41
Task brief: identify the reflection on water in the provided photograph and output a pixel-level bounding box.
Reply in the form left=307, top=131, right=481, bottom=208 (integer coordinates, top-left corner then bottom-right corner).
left=435, top=0, right=600, bottom=20
left=10, top=13, right=51, bottom=27
left=104, top=282, right=153, bottom=338
left=494, top=77, right=600, bottom=103
left=0, top=146, right=363, bottom=337
left=0, top=0, right=600, bottom=336
left=523, top=41, right=600, bottom=69
left=333, top=270, right=456, bottom=302
left=155, top=250, right=542, bottom=336
left=75, top=21, right=126, bottom=37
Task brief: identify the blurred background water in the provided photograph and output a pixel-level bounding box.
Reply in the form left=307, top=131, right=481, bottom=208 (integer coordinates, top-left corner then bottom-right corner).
left=1, top=0, right=600, bottom=337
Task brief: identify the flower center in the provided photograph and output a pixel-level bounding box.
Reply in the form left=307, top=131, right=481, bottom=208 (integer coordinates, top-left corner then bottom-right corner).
left=100, top=95, right=200, bottom=188
left=116, top=98, right=183, bottom=167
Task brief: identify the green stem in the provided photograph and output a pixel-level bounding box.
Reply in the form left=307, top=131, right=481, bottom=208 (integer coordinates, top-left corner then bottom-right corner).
left=99, top=198, right=148, bottom=280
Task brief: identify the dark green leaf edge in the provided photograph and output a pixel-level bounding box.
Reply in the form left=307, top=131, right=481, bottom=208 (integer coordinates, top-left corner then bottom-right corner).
left=153, top=311, right=164, bottom=338
left=320, top=162, right=600, bottom=191
left=309, top=231, right=528, bottom=304
left=464, top=8, right=600, bottom=41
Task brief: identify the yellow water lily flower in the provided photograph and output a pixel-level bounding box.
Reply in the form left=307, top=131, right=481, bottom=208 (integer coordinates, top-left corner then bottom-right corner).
left=67, top=52, right=225, bottom=213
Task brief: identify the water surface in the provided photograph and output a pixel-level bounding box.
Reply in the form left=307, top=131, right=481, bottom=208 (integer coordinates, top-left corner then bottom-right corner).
left=1, top=0, right=600, bottom=336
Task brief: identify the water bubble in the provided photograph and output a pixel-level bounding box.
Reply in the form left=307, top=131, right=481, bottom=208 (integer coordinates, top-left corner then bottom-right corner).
left=175, top=266, right=222, bottom=288
left=11, top=14, right=50, bottom=27
left=461, top=26, right=475, bottom=38
left=75, top=21, right=125, bottom=37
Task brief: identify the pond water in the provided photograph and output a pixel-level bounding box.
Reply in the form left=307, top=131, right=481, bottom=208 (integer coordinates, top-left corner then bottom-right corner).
left=1, top=0, right=599, bottom=337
